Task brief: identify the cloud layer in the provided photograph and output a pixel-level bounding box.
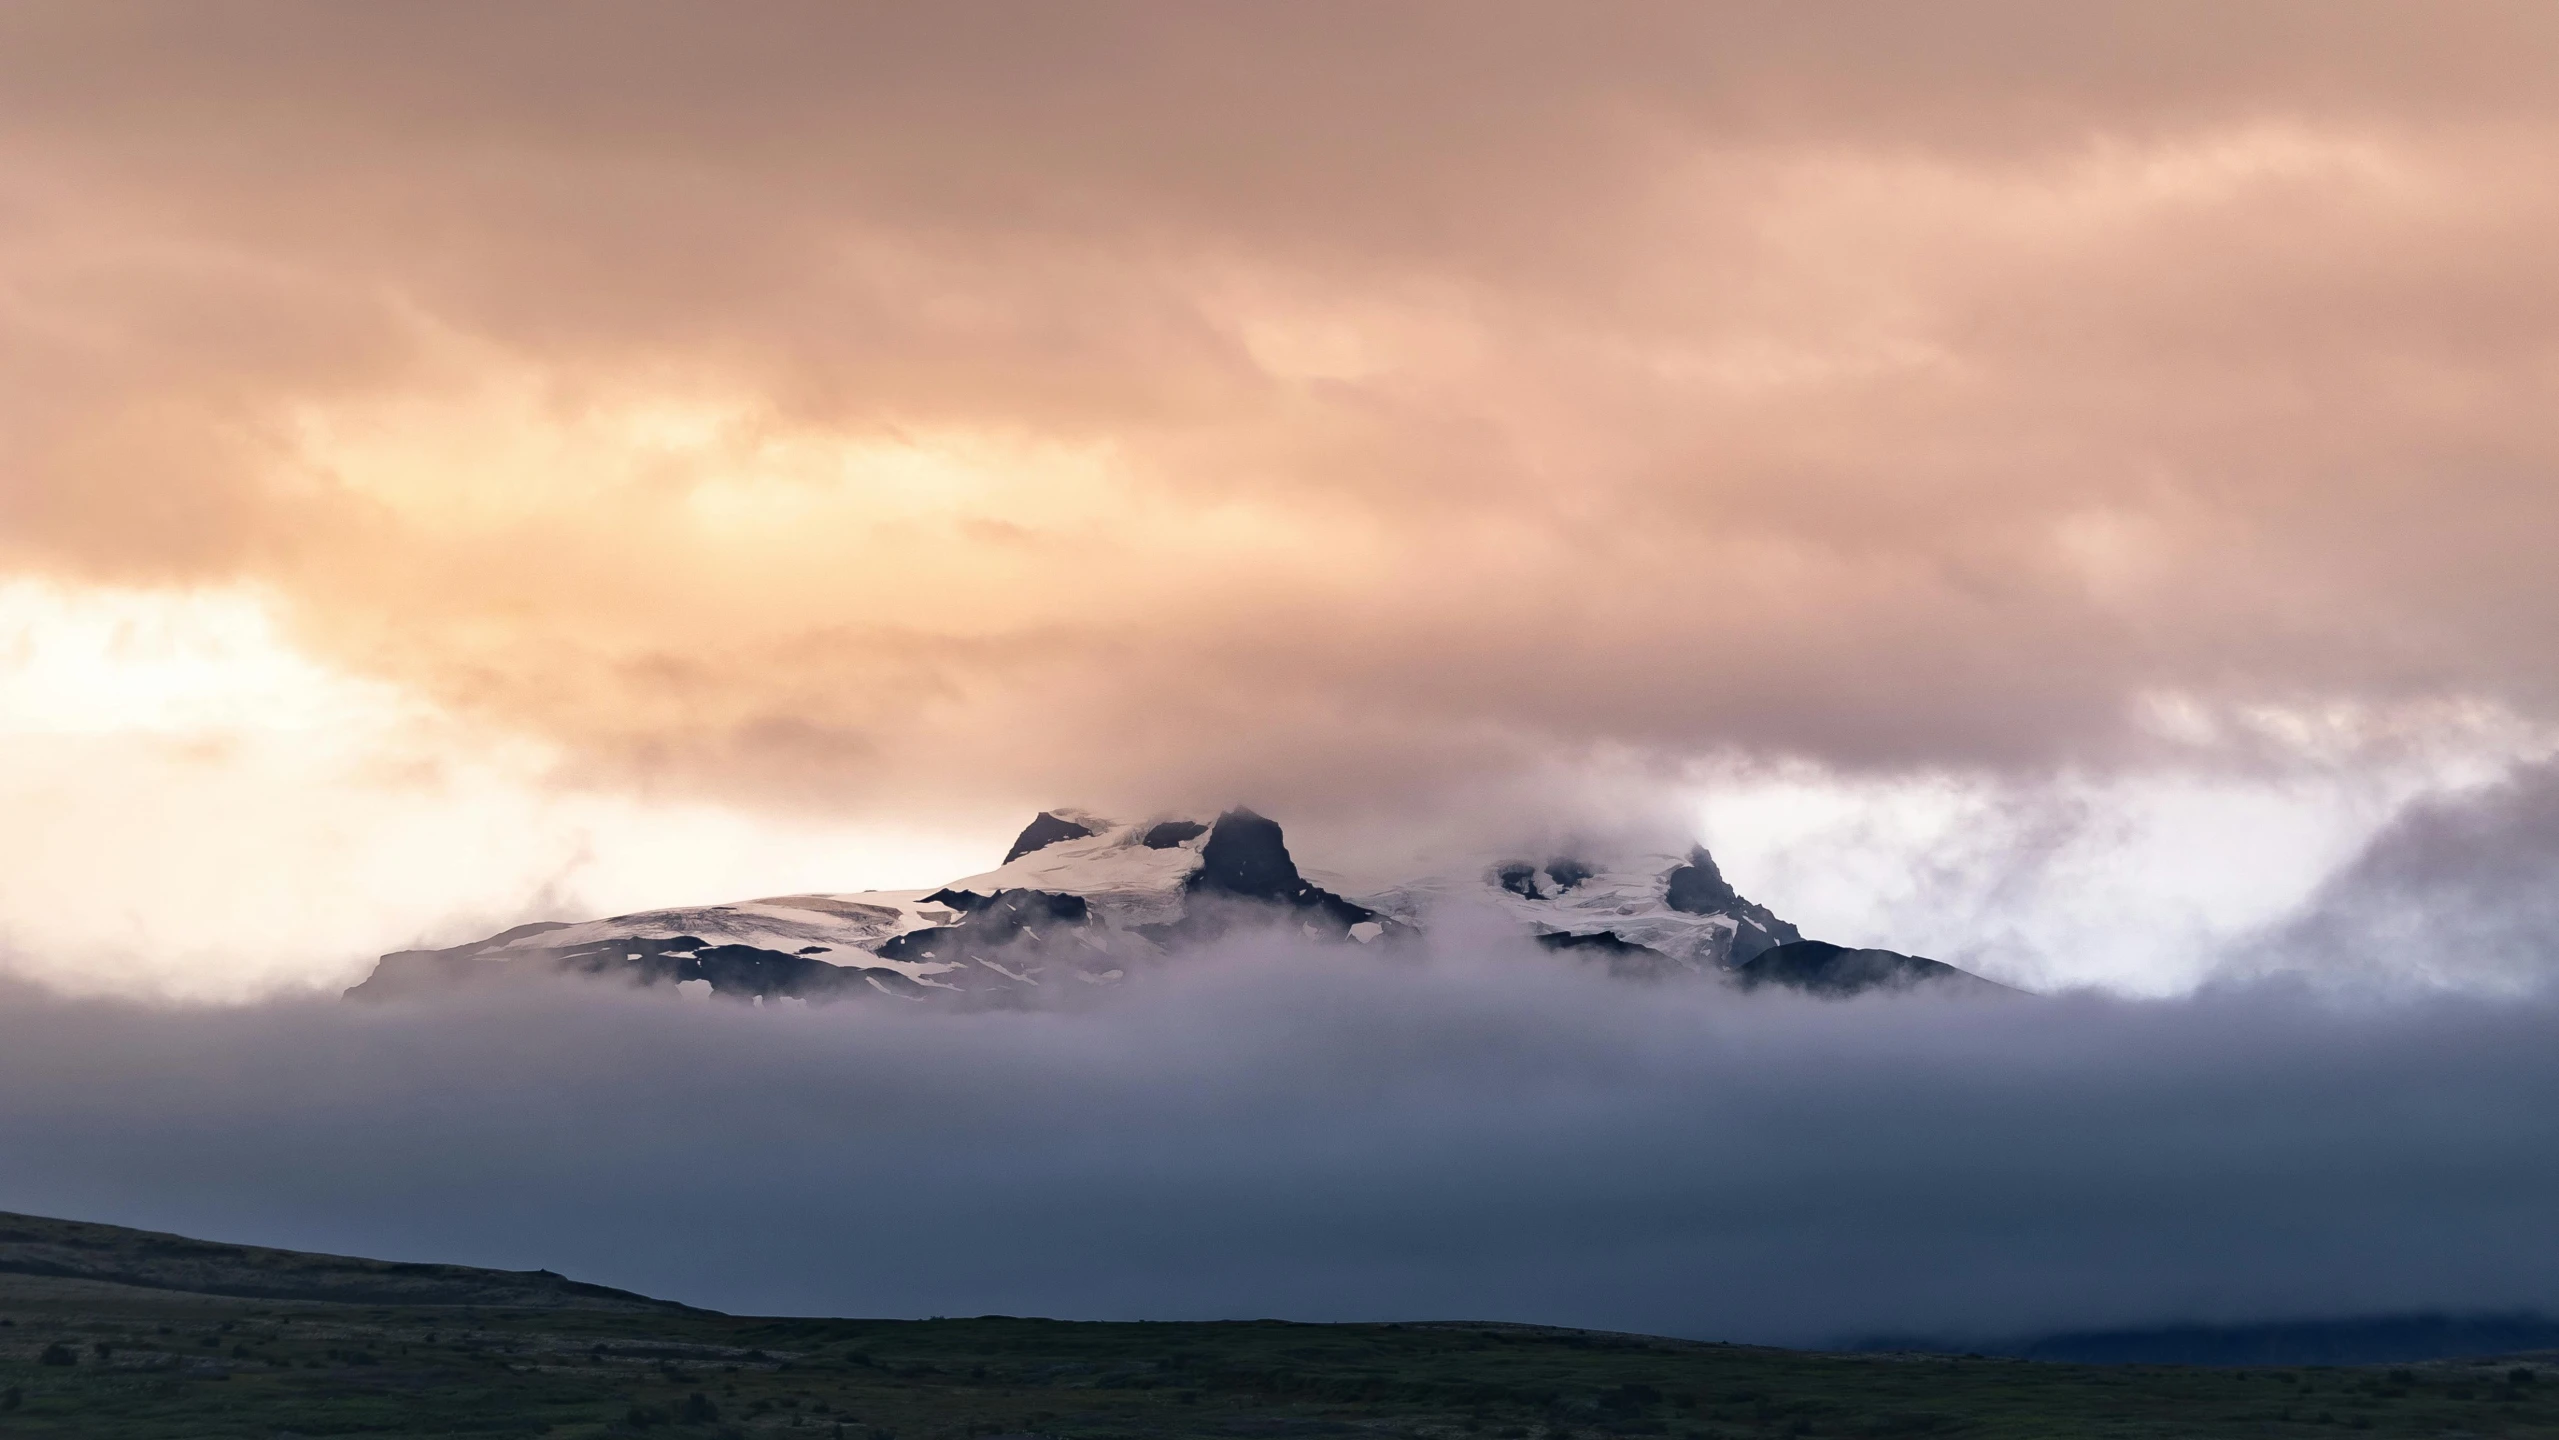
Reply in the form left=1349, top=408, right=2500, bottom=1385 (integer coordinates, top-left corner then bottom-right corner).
left=4, top=940, right=2557, bottom=1345
left=8, top=4, right=2559, bottom=820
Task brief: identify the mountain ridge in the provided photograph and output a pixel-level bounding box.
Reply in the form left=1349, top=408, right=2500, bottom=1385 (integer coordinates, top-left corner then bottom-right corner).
left=348, top=807, right=2007, bottom=1004
left=1862, top=1312, right=2559, bottom=1367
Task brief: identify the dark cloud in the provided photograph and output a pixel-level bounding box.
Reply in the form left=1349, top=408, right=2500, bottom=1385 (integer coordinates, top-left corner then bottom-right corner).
left=3, top=940, right=2555, bottom=1346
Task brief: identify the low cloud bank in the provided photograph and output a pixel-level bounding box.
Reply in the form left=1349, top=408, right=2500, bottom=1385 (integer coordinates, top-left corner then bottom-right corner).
left=1, top=939, right=2554, bottom=1348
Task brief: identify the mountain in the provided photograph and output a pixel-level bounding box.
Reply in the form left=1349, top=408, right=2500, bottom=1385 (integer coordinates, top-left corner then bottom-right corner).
left=347, top=807, right=2006, bottom=1004
left=1865, top=1313, right=2559, bottom=1367
left=2008, top=1314, right=2559, bottom=1367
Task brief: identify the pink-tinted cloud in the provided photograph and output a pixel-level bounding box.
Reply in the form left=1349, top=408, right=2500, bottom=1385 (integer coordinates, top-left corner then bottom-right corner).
left=8, top=3, right=2559, bottom=820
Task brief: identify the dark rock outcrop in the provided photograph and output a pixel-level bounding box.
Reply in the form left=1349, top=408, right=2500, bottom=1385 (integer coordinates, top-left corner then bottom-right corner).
left=876, top=889, right=1094, bottom=969
left=1003, top=811, right=1097, bottom=864
left=1533, top=930, right=1659, bottom=958
left=1182, top=808, right=1380, bottom=937
left=1542, top=857, right=1595, bottom=891
left=1141, top=819, right=1208, bottom=848
left=1734, top=940, right=2007, bottom=998
left=1193, top=808, right=1302, bottom=900
left=1663, top=847, right=1742, bottom=913
left=543, top=935, right=894, bottom=1000
left=1659, top=847, right=1800, bottom=965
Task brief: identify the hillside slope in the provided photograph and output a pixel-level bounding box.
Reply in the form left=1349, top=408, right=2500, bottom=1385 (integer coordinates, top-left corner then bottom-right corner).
left=0, top=1212, right=679, bottom=1312
left=0, top=1212, right=2551, bottom=1440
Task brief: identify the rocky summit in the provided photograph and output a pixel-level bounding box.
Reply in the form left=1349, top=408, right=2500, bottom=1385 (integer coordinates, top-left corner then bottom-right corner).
left=347, top=808, right=2009, bottom=1004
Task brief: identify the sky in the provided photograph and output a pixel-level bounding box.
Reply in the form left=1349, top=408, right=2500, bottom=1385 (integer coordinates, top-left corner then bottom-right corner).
left=9, top=2, right=2559, bottom=996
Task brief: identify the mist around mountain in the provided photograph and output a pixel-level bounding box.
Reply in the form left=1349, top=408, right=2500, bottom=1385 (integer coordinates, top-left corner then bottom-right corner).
left=349, top=807, right=2004, bottom=1005
left=14, top=951, right=2559, bottom=1350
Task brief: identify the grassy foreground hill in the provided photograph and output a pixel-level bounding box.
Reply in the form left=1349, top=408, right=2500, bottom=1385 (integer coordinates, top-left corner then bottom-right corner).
left=0, top=1212, right=2552, bottom=1440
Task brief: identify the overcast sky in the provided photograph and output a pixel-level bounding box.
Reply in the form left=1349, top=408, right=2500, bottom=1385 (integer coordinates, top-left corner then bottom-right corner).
left=7, top=3, right=2559, bottom=995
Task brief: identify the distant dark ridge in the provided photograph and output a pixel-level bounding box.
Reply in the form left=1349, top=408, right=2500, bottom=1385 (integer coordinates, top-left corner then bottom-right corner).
left=0, top=1211, right=692, bottom=1312
left=1737, top=941, right=2010, bottom=997
left=1863, top=1312, right=2559, bottom=1366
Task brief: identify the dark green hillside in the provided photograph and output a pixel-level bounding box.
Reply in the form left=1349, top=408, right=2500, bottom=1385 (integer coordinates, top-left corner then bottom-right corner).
left=0, top=1212, right=676, bottom=1312
left=0, top=1211, right=2551, bottom=1440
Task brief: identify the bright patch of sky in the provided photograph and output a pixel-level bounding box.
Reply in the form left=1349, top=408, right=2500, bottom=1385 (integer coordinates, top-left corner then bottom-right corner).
left=0, top=578, right=990, bottom=1001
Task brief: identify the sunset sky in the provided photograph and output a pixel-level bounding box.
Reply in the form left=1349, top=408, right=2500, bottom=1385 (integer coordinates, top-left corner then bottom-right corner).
left=9, top=2, right=2559, bottom=998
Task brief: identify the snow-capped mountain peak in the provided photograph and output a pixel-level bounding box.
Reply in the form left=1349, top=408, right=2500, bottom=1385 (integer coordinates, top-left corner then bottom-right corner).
left=347, top=807, right=2006, bottom=1004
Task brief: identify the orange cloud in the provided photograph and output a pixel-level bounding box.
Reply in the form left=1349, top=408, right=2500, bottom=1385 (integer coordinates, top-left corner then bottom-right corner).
left=7, top=2, right=2559, bottom=825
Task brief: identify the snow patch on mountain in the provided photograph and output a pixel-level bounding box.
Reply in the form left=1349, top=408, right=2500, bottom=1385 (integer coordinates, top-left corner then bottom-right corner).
left=940, top=816, right=1208, bottom=928
left=1358, top=846, right=1800, bottom=975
